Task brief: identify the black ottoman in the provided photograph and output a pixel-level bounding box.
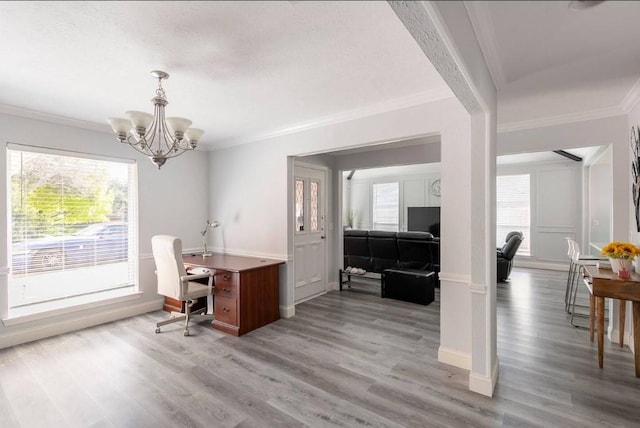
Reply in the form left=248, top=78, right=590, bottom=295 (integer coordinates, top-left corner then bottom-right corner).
left=382, top=269, right=435, bottom=305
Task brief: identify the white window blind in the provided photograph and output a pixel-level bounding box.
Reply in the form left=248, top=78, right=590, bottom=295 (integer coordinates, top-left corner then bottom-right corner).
left=7, top=145, right=138, bottom=316
left=372, top=182, right=399, bottom=231
left=496, top=174, right=530, bottom=255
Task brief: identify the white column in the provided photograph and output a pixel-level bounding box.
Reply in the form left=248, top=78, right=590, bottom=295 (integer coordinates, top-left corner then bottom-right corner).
left=438, top=104, right=473, bottom=370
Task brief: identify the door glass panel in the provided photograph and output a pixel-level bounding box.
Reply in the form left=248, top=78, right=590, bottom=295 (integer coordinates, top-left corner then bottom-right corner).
left=295, top=179, right=304, bottom=232
left=310, top=180, right=319, bottom=231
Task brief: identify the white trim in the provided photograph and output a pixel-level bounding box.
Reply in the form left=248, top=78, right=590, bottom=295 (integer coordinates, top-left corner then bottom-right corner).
left=469, top=357, right=499, bottom=397
left=469, top=282, right=487, bottom=295
left=7, top=142, right=136, bottom=164
left=215, top=89, right=455, bottom=149
left=3, top=292, right=144, bottom=327
left=0, top=298, right=162, bottom=349
left=497, top=107, right=624, bottom=134
left=294, top=291, right=327, bottom=305
left=514, top=260, right=566, bottom=271
left=609, top=327, right=634, bottom=350
left=328, top=280, right=340, bottom=291
left=280, top=304, right=295, bottom=318
left=438, top=272, right=472, bottom=284
left=0, top=104, right=112, bottom=134
left=621, top=77, right=640, bottom=114
left=464, top=1, right=506, bottom=90
left=438, top=346, right=471, bottom=370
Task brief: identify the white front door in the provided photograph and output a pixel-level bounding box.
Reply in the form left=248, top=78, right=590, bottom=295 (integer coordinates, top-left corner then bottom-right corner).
left=294, top=164, right=327, bottom=303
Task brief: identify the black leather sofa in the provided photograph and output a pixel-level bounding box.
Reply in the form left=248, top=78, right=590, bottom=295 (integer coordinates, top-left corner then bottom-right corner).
left=497, top=231, right=523, bottom=282
left=343, top=229, right=440, bottom=275
left=342, top=229, right=440, bottom=304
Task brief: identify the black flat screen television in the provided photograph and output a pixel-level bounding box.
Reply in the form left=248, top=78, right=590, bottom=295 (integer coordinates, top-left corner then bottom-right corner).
left=407, top=206, right=440, bottom=237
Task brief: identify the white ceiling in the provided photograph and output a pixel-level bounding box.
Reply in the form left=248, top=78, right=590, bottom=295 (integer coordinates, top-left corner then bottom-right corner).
left=0, top=1, right=453, bottom=150
left=1, top=1, right=637, bottom=154
left=466, top=0, right=640, bottom=128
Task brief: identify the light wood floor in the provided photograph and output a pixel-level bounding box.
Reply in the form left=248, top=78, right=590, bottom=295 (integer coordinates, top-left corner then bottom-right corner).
left=1, top=268, right=639, bottom=427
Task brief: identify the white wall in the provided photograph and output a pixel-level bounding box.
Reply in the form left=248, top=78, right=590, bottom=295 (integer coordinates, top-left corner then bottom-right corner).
left=498, top=160, right=583, bottom=269
left=588, top=147, right=613, bottom=245
left=626, top=101, right=640, bottom=353
left=498, top=116, right=629, bottom=243
left=0, top=113, right=210, bottom=348
left=347, top=169, right=441, bottom=231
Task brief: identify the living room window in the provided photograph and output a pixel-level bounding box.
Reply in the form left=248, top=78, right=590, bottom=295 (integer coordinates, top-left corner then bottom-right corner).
left=372, top=182, right=399, bottom=231
left=496, top=174, right=530, bottom=256
left=7, top=144, right=138, bottom=318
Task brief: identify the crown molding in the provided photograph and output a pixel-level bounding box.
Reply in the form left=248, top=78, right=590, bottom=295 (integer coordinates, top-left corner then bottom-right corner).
left=463, top=0, right=506, bottom=91
left=0, top=104, right=112, bottom=134
left=215, top=88, right=455, bottom=149
left=621, top=76, right=640, bottom=114
left=497, top=105, right=625, bottom=134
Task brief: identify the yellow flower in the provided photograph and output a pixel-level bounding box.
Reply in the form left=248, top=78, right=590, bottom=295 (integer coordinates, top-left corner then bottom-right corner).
left=601, top=241, right=640, bottom=260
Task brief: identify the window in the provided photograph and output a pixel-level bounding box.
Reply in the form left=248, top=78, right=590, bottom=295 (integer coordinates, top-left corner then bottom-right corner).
left=372, top=182, right=399, bottom=231
left=7, top=144, right=137, bottom=317
left=295, top=179, right=304, bottom=232
left=496, top=174, right=530, bottom=256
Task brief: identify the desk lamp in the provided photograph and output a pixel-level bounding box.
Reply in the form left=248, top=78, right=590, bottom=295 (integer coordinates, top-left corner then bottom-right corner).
left=201, top=220, right=220, bottom=257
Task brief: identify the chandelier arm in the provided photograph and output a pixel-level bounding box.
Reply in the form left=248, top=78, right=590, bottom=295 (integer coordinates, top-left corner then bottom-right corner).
left=123, top=136, right=156, bottom=157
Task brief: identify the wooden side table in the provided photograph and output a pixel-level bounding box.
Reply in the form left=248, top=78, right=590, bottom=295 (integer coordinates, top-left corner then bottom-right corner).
left=583, top=265, right=640, bottom=377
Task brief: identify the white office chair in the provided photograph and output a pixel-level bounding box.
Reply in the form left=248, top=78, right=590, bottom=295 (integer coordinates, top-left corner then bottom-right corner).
left=152, top=235, right=214, bottom=336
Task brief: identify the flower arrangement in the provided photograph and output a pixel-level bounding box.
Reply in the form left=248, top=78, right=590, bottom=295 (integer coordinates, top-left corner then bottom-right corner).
left=600, top=241, right=640, bottom=260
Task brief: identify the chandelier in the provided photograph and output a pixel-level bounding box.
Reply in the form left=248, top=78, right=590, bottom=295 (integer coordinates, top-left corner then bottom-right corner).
left=107, top=70, right=204, bottom=169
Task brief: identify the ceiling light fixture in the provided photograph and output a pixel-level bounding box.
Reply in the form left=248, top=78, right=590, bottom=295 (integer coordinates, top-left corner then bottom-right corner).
left=107, top=70, right=204, bottom=169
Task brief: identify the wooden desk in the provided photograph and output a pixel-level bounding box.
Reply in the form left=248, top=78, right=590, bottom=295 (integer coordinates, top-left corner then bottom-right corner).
left=181, top=254, right=283, bottom=337
left=583, top=265, right=640, bottom=377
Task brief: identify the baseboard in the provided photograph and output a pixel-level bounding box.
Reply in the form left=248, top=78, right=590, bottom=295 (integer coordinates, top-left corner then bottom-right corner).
left=438, top=346, right=471, bottom=370
left=0, top=298, right=163, bottom=349
left=515, top=261, right=566, bottom=271
left=609, top=327, right=635, bottom=351
left=280, top=304, right=295, bottom=318
left=469, top=358, right=499, bottom=397
left=328, top=280, right=339, bottom=291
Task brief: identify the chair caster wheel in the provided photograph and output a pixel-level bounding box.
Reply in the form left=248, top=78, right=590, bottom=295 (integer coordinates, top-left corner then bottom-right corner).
left=184, top=330, right=189, bottom=337
left=155, top=328, right=161, bottom=334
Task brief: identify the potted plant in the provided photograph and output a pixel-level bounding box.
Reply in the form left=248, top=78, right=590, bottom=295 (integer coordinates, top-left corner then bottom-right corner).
left=600, top=241, right=640, bottom=275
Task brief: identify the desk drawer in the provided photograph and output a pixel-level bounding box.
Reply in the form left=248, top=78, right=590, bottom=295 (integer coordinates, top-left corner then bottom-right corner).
left=215, top=296, right=237, bottom=325
left=215, top=271, right=238, bottom=298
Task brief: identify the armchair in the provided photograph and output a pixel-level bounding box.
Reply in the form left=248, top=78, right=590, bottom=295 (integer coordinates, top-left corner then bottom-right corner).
left=497, top=231, right=523, bottom=282
left=152, top=235, right=214, bottom=336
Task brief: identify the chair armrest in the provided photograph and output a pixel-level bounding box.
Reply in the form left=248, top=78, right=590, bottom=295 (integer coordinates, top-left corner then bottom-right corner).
left=180, top=272, right=214, bottom=296
left=180, top=273, right=211, bottom=281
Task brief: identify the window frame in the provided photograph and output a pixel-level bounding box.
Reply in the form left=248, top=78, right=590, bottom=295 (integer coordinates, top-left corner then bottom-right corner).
left=5, top=142, right=139, bottom=319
